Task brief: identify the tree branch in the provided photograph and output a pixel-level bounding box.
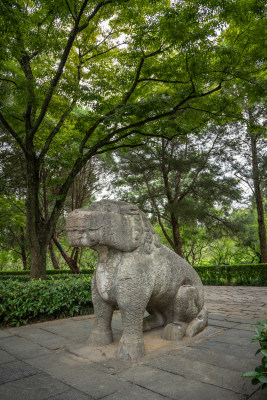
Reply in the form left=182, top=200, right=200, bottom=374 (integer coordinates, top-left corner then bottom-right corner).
left=0, top=112, right=27, bottom=154
left=65, top=0, right=76, bottom=21
left=31, top=0, right=109, bottom=137
left=38, top=99, right=76, bottom=162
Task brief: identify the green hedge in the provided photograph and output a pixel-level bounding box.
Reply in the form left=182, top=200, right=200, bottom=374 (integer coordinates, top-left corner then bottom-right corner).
left=194, top=264, right=267, bottom=286
left=0, top=268, right=94, bottom=282
left=0, top=276, right=93, bottom=327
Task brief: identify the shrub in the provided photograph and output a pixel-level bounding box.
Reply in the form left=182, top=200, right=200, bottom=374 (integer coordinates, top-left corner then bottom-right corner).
left=194, top=264, right=267, bottom=286
left=0, top=276, right=93, bottom=326
left=242, top=318, right=267, bottom=390
left=0, top=268, right=95, bottom=282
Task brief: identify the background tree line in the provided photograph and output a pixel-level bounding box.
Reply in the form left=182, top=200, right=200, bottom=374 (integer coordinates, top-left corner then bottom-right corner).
left=0, top=0, right=266, bottom=277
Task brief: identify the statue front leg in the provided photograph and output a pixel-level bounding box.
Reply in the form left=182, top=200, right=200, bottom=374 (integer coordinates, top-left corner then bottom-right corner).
left=116, top=277, right=150, bottom=360
left=89, top=273, right=114, bottom=346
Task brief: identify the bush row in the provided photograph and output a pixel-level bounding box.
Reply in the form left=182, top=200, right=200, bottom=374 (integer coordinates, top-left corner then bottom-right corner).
left=194, top=264, right=267, bottom=286
left=0, top=269, right=94, bottom=282
left=0, top=276, right=93, bottom=327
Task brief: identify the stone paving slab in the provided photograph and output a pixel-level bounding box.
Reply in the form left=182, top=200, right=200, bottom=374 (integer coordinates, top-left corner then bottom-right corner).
left=0, top=360, right=39, bottom=384
left=118, top=364, right=245, bottom=400
left=145, top=353, right=257, bottom=395
left=0, top=349, right=16, bottom=364
left=170, top=345, right=260, bottom=372
left=8, top=326, right=75, bottom=349
left=0, top=335, right=50, bottom=360
left=0, top=373, right=69, bottom=400
left=0, top=286, right=266, bottom=400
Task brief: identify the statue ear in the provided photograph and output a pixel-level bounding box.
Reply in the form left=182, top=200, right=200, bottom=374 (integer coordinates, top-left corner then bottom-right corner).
left=102, top=212, right=142, bottom=251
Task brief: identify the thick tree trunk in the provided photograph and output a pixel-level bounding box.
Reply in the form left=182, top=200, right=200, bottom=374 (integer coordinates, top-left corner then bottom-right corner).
left=170, top=213, right=184, bottom=258
left=250, top=134, right=267, bottom=263
left=26, top=156, right=49, bottom=279
left=21, top=246, right=28, bottom=271
left=29, top=241, right=47, bottom=279
left=20, top=228, right=28, bottom=270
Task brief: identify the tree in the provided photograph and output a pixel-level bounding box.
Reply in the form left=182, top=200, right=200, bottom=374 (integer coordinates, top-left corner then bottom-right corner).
left=0, top=0, right=266, bottom=278
left=107, top=129, right=241, bottom=258
left=229, top=104, right=267, bottom=262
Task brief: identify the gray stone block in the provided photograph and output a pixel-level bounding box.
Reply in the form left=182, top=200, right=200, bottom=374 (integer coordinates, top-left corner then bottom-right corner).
left=206, top=333, right=259, bottom=348
left=0, top=329, right=14, bottom=338
left=41, top=320, right=94, bottom=341
left=145, top=353, right=257, bottom=395
left=118, top=364, right=244, bottom=399
left=0, top=349, right=16, bottom=364
left=0, top=372, right=68, bottom=400
left=10, top=326, right=74, bottom=349
left=103, top=385, right=168, bottom=399
left=248, top=388, right=267, bottom=400
left=26, top=351, right=131, bottom=399
left=207, top=319, right=240, bottom=328
left=0, top=360, right=39, bottom=384
left=48, top=388, right=94, bottom=400
left=192, top=338, right=259, bottom=359
left=0, top=336, right=50, bottom=360
left=171, top=345, right=260, bottom=372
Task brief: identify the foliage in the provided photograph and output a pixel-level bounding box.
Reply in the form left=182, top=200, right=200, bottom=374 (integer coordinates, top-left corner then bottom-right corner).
left=1, top=0, right=266, bottom=278
left=0, top=268, right=95, bottom=283
left=242, top=318, right=267, bottom=390
left=106, top=131, right=242, bottom=257
left=194, top=264, right=267, bottom=286
left=0, top=275, right=93, bottom=326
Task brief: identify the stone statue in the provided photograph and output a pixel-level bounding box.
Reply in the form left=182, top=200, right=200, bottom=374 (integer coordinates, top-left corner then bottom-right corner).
left=66, top=200, right=208, bottom=360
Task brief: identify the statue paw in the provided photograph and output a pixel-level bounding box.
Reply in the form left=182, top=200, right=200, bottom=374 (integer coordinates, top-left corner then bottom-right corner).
left=161, top=322, right=187, bottom=341
left=88, top=329, right=113, bottom=346
left=185, top=307, right=208, bottom=337
left=117, top=335, right=146, bottom=360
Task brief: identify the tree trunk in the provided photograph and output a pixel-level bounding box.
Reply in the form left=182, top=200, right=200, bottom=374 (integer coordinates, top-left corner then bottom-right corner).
left=26, top=155, right=48, bottom=279
left=20, top=227, right=28, bottom=270
left=21, top=246, right=28, bottom=271
left=250, top=134, right=267, bottom=263
left=52, top=234, right=80, bottom=273
left=29, top=241, right=47, bottom=279
left=49, top=241, right=61, bottom=269
left=170, top=213, right=184, bottom=258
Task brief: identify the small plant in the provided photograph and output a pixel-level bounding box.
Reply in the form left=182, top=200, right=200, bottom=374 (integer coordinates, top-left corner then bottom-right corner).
left=242, top=318, right=267, bottom=390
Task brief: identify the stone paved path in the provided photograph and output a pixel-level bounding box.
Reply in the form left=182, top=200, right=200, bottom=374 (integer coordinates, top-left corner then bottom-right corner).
left=0, top=286, right=266, bottom=400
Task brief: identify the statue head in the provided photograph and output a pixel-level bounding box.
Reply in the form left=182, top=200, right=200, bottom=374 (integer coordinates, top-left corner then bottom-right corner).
left=66, top=200, right=161, bottom=253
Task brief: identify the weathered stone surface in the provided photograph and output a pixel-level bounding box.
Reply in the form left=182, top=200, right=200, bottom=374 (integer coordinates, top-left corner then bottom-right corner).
left=47, top=388, right=94, bottom=400
left=118, top=364, right=244, bottom=399
left=27, top=351, right=131, bottom=399
left=0, top=360, right=39, bottom=384
left=192, top=338, right=259, bottom=359
left=145, top=354, right=257, bottom=395
left=103, top=385, right=168, bottom=400
left=248, top=388, right=267, bottom=400
left=9, top=326, right=74, bottom=349
left=0, top=373, right=68, bottom=400
left=66, top=200, right=208, bottom=360
left=0, top=336, right=50, bottom=360
left=171, top=345, right=260, bottom=372
left=0, top=349, right=16, bottom=364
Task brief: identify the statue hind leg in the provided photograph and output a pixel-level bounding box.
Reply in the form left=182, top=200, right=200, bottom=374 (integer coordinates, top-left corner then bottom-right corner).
left=162, top=284, right=208, bottom=341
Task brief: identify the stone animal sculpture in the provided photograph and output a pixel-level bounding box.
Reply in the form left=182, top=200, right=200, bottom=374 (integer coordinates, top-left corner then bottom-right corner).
left=66, top=200, right=208, bottom=360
